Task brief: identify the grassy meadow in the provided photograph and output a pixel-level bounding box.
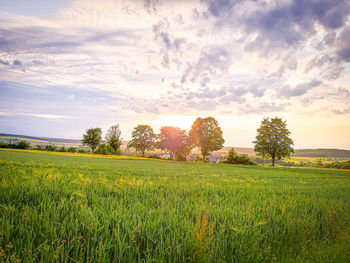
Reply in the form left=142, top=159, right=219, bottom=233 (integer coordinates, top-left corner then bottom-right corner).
left=0, top=149, right=350, bottom=262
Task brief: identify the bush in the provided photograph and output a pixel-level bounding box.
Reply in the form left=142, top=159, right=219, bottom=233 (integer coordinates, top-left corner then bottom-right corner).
left=67, top=147, right=77, bottom=153
left=95, top=144, right=113, bottom=155
left=45, top=145, right=57, bottom=151
left=115, top=147, right=123, bottom=156
left=59, top=147, right=67, bottom=152
left=0, top=141, right=30, bottom=149
left=224, top=148, right=256, bottom=165
left=34, top=145, right=43, bottom=150
left=17, top=141, right=30, bottom=149
left=0, top=143, right=9, bottom=148
left=175, top=153, right=187, bottom=161
left=148, top=153, right=161, bottom=159
left=78, top=149, right=87, bottom=153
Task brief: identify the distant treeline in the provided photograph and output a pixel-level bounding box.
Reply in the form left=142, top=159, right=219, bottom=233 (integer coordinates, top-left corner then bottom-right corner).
left=0, top=141, right=86, bottom=153
left=294, top=149, right=350, bottom=158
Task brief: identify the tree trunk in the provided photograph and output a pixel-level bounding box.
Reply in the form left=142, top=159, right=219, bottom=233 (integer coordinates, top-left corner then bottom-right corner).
left=142, top=151, right=145, bottom=157
left=203, top=154, right=206, bottom=163
left=272, top=154, right=275, bottom=166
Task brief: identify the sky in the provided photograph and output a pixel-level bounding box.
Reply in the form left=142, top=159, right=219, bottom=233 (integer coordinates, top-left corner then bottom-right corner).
left=0, top=0, right=349, bottom=149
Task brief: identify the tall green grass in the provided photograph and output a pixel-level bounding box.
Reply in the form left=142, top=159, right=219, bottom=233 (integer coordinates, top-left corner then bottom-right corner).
left=0, top=150, right=350, bottom=262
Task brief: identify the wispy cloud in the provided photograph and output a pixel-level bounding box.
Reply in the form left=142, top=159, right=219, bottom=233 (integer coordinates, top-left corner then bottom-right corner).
left=0, top=0, right=349, bottom=148
left=19, top=113, right=76, bottom=119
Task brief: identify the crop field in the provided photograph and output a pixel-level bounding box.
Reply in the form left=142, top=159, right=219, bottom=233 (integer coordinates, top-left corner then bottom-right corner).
left=0, top=149, right=350, bottom=262
left=285, top=156, right=349, bottom=164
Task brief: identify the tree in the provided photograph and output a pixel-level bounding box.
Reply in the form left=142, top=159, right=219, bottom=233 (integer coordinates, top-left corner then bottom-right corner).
left=105, top=124, right=122, bottom=154
left=17, top=140, right=30, bottom=149
left=127, top=125, right=157, bottom=157
left=95, top=143, right=114, bottom=155
left=158, top=126, right=193, bottom=160
left=253, top=117, right=294, bottom=166
left=82, top=127, right=102, bottom=153
left=189, top=117, right=225, bottom=162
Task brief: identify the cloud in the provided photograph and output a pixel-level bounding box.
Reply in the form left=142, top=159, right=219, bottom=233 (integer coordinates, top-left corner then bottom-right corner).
left=335, top=26, right=350, bottom=62
left=0, top=59, right=9, bottom=65
left=280, top=80, right=322, bottom=97
left=19, top=113, right=76, bottom=119
left=13, top=59, right=22, bottom=65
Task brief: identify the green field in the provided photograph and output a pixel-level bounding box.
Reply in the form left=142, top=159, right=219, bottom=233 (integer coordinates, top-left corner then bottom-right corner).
left=0, top=150, right=350, bottom=262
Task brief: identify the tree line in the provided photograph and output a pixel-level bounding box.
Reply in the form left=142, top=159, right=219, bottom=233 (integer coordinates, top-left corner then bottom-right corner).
left=82, top=116, right=294, bottom=166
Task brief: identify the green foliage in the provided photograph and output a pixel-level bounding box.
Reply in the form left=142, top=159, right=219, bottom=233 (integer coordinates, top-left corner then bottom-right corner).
left=82, top=127, right=102, bottom=153
left=158, top=126, right=193, bottom=160
left=115, top=147, right=123, bottom=156
left=105, top=124, right=122, bottom=153
left=67, top=147, right=77, bottom=153
left=224, top=148, right=256, bottom=165
left=147, top=153, right=161, bottom=159
left=95, top=143, right=115, bottom=155
left=34, top=145, right=43, bottom=150
left=190, top=117, right=224, bottom=162
left=0, top=141, right=30, bottom=149
left=59, top=146, right=67, bottom=152
left=0, top=143, right=9, bottom=148
left=77, top=149, right=87, bottom=153
left=324, top=160, right=350, bottom=169
left=44, top=145, right=57, bottom=151
left=127, top=125, right=157, bottom=157
left=17, top=141, right=30, bottom=149
left=253, top=117, right=294, bottom=166
left=0, top=150, right=350, bottom=262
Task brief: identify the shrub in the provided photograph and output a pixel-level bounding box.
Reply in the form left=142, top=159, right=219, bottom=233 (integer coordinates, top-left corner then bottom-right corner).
left=95, top=143, right=115, bottom=155
left=59, top=147, right=67, bottom=152
left=115, top=147, right=123, bottom=156
left=45, top=145, right=57, bottom=151
left=34, top=145, right=43, bottom=150
left=17, top=141, right=30, bottom=149
left=148, top=153, right=161, bottom=159
left=78, top=149, right=87, bottom=153
left=0, top=143, right=9, bottom=148
left=67, top=147, right=77, bottom=153
left=224, top=148, right=256, bottom=165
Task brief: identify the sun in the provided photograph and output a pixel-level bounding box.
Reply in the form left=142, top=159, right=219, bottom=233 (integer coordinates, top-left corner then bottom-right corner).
left=157, top=115, right=196, bottom=131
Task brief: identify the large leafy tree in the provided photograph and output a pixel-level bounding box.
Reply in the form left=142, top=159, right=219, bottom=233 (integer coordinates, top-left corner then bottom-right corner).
left=253, top=117, right=294, bottom=166
left=189, top=117, right=225, bottom=162
left=105, top=124, right=122, bottom=154
left=82, top=127, right=102, bottom=153
left=158, top=126, right=193, bottom=160
left=127, top=125, right=157, bottom=157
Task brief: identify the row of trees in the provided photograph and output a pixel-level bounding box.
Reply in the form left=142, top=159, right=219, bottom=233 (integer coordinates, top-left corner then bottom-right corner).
left=82, top=125, right=123, bottom=155
left=82, top=117, right=225, bottom=162
left=82, top=117, right=294, bottom=166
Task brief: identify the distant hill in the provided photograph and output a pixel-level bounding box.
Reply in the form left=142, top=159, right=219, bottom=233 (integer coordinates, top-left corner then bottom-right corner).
left=1, top=134, right=350, bottom=158
left=293, top=149, right=350, bottom=158
left=0, top=133, right=81, bottom=144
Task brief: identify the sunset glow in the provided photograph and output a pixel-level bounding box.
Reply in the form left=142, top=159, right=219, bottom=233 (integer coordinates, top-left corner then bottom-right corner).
left=0, top=0, right=349, bottom=149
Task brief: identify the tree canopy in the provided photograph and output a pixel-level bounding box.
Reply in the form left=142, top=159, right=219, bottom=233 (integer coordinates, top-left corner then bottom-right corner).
left=82, top=127, right=102, bottom=153
left=105, top=124, right=122, bottom=154
left=158, top=126, right=193, bottom=160
left=127, top=125, right=157, bottom=157
left=189, top=116, right=224, bottom=162
left=253, top=117, right=294, bottom=166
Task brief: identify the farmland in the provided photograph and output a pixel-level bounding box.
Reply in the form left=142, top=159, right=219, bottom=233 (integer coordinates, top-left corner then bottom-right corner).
left=0, top=149, right=350, bottom=262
